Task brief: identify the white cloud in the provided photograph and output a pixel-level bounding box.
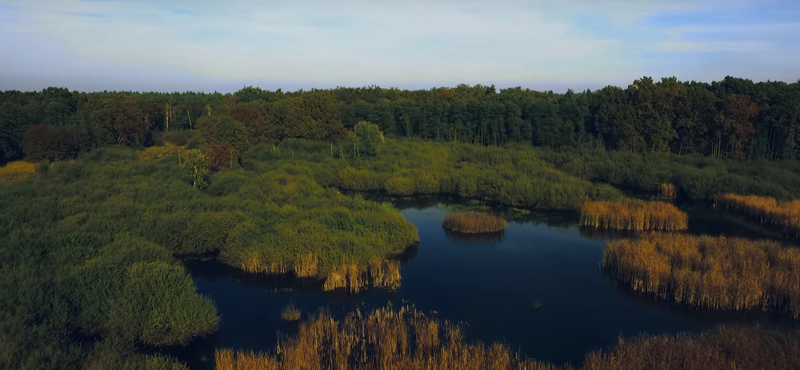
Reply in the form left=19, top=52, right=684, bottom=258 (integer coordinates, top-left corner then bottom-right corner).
left=0, top=0, right=672, bottom=83
left=1, top=0, right=797, bottom=90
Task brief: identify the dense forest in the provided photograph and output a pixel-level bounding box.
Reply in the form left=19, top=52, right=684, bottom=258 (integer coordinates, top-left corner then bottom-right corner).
left=3, top=76, right=800, bottom=167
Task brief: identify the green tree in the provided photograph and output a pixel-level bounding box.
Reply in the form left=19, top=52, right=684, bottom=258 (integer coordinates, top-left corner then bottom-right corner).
left=353, top=121, right=385, bottom=157
left=180, top=149, right=209, bottom=188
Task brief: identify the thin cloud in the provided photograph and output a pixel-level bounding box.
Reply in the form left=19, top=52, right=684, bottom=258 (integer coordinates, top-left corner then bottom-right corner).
left=0, top=0, right=797, bottom=91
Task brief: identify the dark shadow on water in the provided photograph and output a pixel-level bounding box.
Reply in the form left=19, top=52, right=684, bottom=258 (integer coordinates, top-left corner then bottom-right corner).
left=444, top=228, right=505, bottom=244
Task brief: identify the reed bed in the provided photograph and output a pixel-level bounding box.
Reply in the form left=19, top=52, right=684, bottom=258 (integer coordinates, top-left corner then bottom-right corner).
left=659, top=183, right=677, bottom=199
left=238, top=253, right=402, bottom=293
left=579, top=199, right=688, bottom=231
left=582, top=326, right=800, bottom=370
left=214, top=306, right=568, bottom=370
left=721, top=193, right=800, bottom=238
left=322, top=258, right=402, bottom=293
left=443, top=213, right=508, bottom=234
left=603, top=234, right=800, bottom=318
left=0, top=160, right=35, bottom=186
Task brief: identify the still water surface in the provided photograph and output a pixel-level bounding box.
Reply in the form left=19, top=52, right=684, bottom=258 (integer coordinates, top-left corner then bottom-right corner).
left=176, top=198, right=794, bottom=369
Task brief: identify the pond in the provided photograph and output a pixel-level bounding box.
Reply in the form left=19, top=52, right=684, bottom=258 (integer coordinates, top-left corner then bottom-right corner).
left=172, top=196, right=796, bottom=369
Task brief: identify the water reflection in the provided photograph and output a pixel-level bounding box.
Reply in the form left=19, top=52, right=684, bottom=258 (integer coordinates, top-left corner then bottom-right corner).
left=444, top=228, right=505, bottom=244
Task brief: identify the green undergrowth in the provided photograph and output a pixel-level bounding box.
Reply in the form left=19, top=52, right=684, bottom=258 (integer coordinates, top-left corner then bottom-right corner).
left=536, top=147, right=800, bottom=200
left=0, top=145, right=418, bottom=369
left=246, top=138, right=624, bottom=210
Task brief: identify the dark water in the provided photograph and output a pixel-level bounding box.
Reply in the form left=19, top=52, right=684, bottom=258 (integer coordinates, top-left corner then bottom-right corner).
left=173, top=198, right=796, bottom=369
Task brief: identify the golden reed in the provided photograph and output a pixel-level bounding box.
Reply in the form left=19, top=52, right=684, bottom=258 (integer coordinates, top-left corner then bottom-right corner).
left=579, top=199, right=688, bottom=231
left=603, top=234, right=800, bottom=318
left=720, top=193, right=800, bottom=238
left=443, top=213, right=507, bottom=234
left=659, top=183, right=677, bottom=199
left=239, top=252, right=401, bottom=293
left=215, top=307, right=800, bottom=370
left=215, top=306, right=566, bottom=370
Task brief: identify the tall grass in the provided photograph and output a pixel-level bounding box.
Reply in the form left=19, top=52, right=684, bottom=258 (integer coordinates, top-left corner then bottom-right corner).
left=720, top=193, right=800, bottom=238
left=214, top=306, right=800, bottom=370
left=214, top=306, right=567, bottom=370
left=443, top=213, right=508, bottom=234
left=582, top=326, right=800, bottom=370
left=659, top=183, right=677, bottom=199
left=579, top=199, right=688, bottom=231
left=603, top=234, right=800, bottom=317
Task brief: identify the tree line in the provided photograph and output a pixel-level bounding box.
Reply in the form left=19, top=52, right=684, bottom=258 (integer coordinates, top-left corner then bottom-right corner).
left=3, top=76, right=800, bottom=165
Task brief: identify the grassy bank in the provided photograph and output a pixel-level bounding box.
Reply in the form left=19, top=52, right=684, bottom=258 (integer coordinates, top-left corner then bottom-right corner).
left=602, top=234, right=800, bottom=317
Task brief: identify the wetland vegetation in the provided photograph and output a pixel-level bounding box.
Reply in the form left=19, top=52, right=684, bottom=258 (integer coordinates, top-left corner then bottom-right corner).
left=443, top=213, right=508, bottom=234
left=214, top=306, right=800, bottom=370
left=579, top=200, right=688, bottom=231
left=603, top=234, right=800, bottom=318
left=2, top=77, right=800, bottom=369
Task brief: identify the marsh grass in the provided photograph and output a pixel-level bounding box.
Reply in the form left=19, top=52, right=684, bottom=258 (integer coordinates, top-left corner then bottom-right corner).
left=721, top=193, right=800, bottom=238
left=659, top=183, right=677, bottom=199
left=215, top=306, right=800, bottom=370
left=214, top=306, right=568, bottom=370
left=0, top=160, right=35, bottom=186
left=443, top=213, right=508, bottom=234
left=281, top=304, right=301, bottom=322
left=603, top=234, right=800, bottom=318
left=579, top=199, right=688, bottom=231
left=582, top=326, right=800, bottom=370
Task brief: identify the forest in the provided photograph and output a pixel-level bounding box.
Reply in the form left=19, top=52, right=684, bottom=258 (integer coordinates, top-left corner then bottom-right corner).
left=3, top=76, right=800, bottom=166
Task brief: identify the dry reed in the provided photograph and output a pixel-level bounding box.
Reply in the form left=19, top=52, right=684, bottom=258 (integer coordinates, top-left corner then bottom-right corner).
left=443, top=213, right=508, bottom=234
left=659, top=183, right=677, bottom=199
left=322, top=258, right=402, bottom=293
left=281, top=304, right=301, bottom=322
left=238, top=252, right=400, bottom=293
left=721, top=193, right=800, bottom=239
left=603, top=234, right=800, bottom=317
left=214, top=306, right=568, bottom=370
left=582, top=326, right=800, bottom=370
left=579, top=199, right=688, bottom=231
left=0, top=160, right=35, bottom=186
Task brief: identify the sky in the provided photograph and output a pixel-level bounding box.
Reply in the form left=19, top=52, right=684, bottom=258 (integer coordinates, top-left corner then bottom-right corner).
left=1, top=0, right=798, bottom=93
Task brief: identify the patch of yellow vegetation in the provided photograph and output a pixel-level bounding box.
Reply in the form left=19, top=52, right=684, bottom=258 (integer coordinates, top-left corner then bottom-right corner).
left=0, top=161, right=36, bottom=186
left=139, top=144, right=184, bottom=161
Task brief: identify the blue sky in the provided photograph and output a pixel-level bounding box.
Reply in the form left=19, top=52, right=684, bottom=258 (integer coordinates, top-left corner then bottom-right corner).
left=1, top=0, right=798, bottom=93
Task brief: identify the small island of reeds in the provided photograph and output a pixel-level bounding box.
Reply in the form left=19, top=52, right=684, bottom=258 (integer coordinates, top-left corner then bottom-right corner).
left=579, top=199, right=688, bottom=231
left=443, top=212, right=508, bottom=234
left=720, top=193, right=800, bottom=239
left=602, top=234, right=800, bottom=318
